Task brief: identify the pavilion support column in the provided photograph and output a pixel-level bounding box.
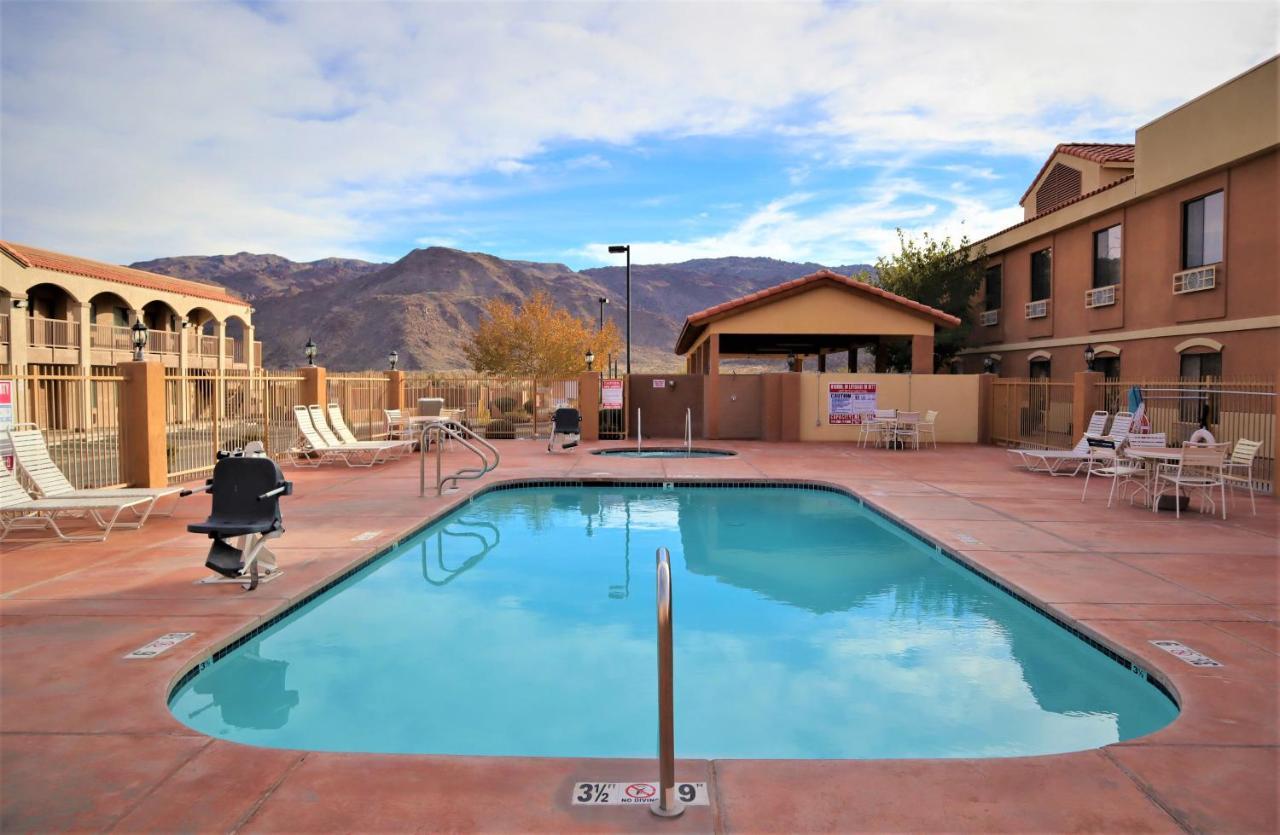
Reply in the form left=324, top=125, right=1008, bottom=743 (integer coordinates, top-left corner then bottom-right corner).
left=911, top=333, right=935, bottom=374
left=847, top=346, right=857, bottom=373
left=703, top=335, right=721, bottom=439
left=789, top=355, right=803, bottom=372
left=817, top=352, right=826, bottom=373
left=874, top=339, right=889, bottom=372
left=1072, top=371, right=1102, bottom=440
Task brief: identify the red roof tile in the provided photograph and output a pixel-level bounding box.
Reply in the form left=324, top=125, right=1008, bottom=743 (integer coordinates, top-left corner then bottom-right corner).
left=0, top=240, right=246, bottom=307
left=675, top=270, right=960, bottom=354
left=977, top=175, right=1135, bottom=249
left=1019, top=142, right=1136, bottom=205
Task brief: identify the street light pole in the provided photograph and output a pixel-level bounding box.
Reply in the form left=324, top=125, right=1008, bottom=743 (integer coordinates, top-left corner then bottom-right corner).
left=597, top=296, right=607, bottom=332
left=608, top=245, right=631, bottom=375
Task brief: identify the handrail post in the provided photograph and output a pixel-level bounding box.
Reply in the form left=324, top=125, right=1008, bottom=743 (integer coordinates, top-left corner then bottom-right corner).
left=685, top=407, right=692, bottom=455
left=651, top=546, right=683, bottom=818
left=637, top=407, right=642, bottom=452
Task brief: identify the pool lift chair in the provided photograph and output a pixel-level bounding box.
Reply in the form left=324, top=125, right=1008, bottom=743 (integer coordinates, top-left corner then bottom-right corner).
left=184, top=444, right=292, bottom=591
left=548, top=408, right=582, bottom=452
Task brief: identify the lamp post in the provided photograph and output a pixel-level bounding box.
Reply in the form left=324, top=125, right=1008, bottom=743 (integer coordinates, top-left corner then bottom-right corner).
left=607, top=245, right=631, bottom=375
left=597, top=296, right=608, bottom=331
left=388, top=349, right=399, bottom=371
left=585, top=349, right=595, bottom=371
left=1083, top=344, right=1095, bottom=372
left=130, top=319, right=148, bottom=362
left=304, top=337, right=317, bottom=367
left=983, top=357, right=995, bottom=374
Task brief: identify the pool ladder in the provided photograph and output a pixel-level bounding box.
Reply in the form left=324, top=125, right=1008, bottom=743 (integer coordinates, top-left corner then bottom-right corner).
left=419, top=420, right=501, bottom=496
left=652, top=546, right=683, bottom=818
left=684, top=407, right=692, bottom=456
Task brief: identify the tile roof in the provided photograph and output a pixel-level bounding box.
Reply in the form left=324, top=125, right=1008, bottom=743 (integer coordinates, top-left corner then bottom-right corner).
left=0, top=240, right=246, bottom=307
left=675, top=269, right=960, bottom=354
left=976, top=175, right=1135, bottom=249
left=1019, top=142, right=1136, bottom=205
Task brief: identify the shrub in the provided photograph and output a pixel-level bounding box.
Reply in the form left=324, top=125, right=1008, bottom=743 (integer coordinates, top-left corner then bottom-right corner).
left=522, top=399, right=536, bottom=415
left=492, top=395, right=519, bottom=414
left=485, top=419, right=516, bottom=440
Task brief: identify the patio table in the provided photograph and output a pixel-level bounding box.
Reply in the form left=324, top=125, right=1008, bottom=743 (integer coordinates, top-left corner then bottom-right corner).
left=1125, top=447, right=1205, bottom=513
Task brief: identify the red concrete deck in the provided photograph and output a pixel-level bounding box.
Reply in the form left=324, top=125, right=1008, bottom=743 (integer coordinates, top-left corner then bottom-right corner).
left=1, top=442, right=1276, bottom=833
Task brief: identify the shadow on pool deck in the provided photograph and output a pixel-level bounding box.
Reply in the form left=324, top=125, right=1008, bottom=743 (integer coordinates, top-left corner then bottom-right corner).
left=1, top=441, right=1276, bottom=833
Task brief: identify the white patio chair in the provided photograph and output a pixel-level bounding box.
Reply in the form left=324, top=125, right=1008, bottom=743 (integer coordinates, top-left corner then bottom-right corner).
left=1080, top=437, right=1147, bottom=507
left=329, top=404, right=412, bottom=459
left=1151, top=442, right=1229, bottom=519
left=1103, top=411, right=1135, bottom=443
left=6, top=425, right=184, bottom=525
left=858, top=409, right=896, bottom=448
left=1009, top=411, right=1108, bottom=476
left=919, top=410, right=939, bottom=449
left=894, top=411, right=921, bottom=450
left=1222, top=438, right=1263, bottom=515
left=1, top=464, right=152, bottom=542
left=383, top=409, right=415, bottom=442
left=307, top=405, right=402, bottom=466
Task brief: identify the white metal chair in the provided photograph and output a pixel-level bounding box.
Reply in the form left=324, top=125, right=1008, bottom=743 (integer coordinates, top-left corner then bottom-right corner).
left=1080, top=437, right=1147, bottom=507
left=1222, top=438, right=1263, bottom=515
left=858, top=409, right=896, bottom=448
left=6, top=425, right=185, bottom=524
left=919, top=410, right=938, bottom=449
left=0, top=464, right=152, bottom=542
left=894, top=411, right=921, bottom=450
left=1151, top=442, right=1229, bottom=519
left=1009, top=411, right=1108, bottom=475
left=383, top=409, right=415, bottom=442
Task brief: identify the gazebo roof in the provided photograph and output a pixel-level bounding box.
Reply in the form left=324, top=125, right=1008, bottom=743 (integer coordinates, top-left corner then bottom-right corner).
left=674, top=269, right=960, bottom=355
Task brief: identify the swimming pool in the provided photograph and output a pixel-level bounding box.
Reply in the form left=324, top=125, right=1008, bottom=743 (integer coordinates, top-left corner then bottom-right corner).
left=169, top=484, right=1177, bottom=759
left=593, top=448, right=736, bottom=458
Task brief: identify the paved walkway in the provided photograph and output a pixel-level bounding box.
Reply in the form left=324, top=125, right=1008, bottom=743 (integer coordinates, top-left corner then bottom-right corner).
left=1, top=442, right=1276, bottom=833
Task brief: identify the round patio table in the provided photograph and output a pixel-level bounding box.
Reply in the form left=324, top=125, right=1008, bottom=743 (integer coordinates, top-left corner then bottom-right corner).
left=1125, top=447, right=1192, bottom=511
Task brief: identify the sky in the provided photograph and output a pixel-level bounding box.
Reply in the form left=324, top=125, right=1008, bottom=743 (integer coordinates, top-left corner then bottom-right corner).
left=1, top=1, right=1276, bottom=270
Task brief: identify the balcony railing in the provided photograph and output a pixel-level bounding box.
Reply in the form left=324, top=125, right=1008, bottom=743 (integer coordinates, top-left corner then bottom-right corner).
left=28, top=316, right=80, bottom=348
left=150, top=329, right=181, bottom=354
left=0, top=313, right=9, bottom=345
left=1085, top=285, right=1118, bottom=308
left=979, top=309, right=999, bottom=326
left=1025, top=300, right=1049, bottom=319
left=1173, top=265, right=1216, bottom=294
left=199, top=335, right=219, bottom=356
left=91, top=323, right=132, bottom=351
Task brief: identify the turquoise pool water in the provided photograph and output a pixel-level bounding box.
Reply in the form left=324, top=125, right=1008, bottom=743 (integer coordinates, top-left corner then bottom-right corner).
left=169, top=485, right=1177, bottom=759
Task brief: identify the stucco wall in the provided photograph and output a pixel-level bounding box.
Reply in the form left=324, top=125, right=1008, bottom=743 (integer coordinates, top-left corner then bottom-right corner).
left=798, top=373, right=981, bottom=443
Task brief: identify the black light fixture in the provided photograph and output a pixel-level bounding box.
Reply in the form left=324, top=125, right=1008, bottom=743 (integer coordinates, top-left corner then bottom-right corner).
left=130, top=318, right=148, bottom=362
left=388, top=349, right=399, bottom=371
left=983, top=357, right=995, bottom=373
left=585, top=349, right=595, bottom=371
left=1083, top=344, right=1095, bottom=371
left=304, top=337, right=317, bottom=367
left=787, top=352, right=797, bottom=371
left=607, top=245, right=631, bottom=374
left=597, top=296, right=608, bottom=332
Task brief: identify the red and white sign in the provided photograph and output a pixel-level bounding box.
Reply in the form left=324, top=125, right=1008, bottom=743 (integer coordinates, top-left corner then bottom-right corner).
left=828, top=382, right=877, bottom=425
left=0, top=380, right=13, bottom=471
left=601, top=379, right=624, bottom=410
left=652, top=378, right=666, bottom=389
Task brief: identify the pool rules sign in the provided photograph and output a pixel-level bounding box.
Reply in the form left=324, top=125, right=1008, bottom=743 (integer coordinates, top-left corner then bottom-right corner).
left=828, top=382, right=876, bottom=425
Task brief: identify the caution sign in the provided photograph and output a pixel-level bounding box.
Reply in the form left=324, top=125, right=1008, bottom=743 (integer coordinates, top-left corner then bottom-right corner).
left=0, top=379, right=13, bottom=471
left=572, top=782, right=708, bottom=806
left=601, top=379, right=624, bottom=410
left=828, top=382, right=877, bottom=425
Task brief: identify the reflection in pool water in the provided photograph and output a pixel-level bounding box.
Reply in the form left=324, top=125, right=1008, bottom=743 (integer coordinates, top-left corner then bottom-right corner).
left=169, top=486, right=1177, bottom=758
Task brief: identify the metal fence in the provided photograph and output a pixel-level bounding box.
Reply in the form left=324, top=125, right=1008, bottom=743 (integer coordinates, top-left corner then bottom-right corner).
left=1098, top=378, right=1275, bottom=493
left=327, top=373, right=388, bottom=440
left=3, top=366, right=129, bottom=489
left=402, top=373, right=579, bottom=439
left=989, top=379, right=1075, bottom=450
left=164, top=370, right=304, bottom=484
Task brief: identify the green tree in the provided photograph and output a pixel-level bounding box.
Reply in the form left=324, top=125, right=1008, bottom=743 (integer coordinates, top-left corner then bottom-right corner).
left=857, top=229, right=986, bottom=371
left=464, top=291, right=622, bottom=378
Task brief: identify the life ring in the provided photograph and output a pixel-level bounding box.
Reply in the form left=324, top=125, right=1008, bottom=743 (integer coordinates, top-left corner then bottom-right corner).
left=1188, top=427, right=1216, bottom=445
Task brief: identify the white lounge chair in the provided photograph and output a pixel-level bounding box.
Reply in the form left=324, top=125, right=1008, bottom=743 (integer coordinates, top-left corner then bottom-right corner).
left=1008, top=411, right=1108, bottom=476
left=1100, top=411, right=1135, bottom=443
left=328, top=403, right=412, bottom=459
left=1, top=465, right=152, bottom=542
left=288, top=406, right=394, bottom=467
left=6, top=425, right=184, bottom=525
left=309, top=405, right=406, bottom=464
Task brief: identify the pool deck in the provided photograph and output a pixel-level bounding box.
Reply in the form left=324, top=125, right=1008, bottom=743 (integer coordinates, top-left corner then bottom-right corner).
left=1, top=441, right=1276, bottom=833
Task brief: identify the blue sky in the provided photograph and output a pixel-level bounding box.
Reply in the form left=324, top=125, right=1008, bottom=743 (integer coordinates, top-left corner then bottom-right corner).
left=2, top=1, right=1276, bottom=269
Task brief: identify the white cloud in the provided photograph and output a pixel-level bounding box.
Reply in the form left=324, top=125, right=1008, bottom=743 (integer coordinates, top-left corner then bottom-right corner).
left=0, top=1, right=1274, bottom=262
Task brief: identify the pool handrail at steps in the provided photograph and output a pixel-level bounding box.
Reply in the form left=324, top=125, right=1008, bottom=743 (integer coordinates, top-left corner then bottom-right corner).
left=653, top=545, right=683, bottom=818
left=420, top=421, right=501, bottom=496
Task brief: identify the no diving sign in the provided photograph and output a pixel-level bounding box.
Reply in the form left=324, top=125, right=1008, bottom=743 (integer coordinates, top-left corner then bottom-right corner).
left=573, top=781, right=708, bottom=806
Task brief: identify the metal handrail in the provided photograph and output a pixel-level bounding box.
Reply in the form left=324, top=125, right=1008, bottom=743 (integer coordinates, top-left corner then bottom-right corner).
left=637, top=407, right=642, bottom=452
left=419, top=420, right=501, bottom=496
left=684, top=408, right=692, bottom=456
left=652, top=546, right=683, bottom=818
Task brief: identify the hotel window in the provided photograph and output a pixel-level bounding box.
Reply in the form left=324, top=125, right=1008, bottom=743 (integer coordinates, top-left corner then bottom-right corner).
left=1030, top=248, right=1052, bottom=301
left=1092, top=225, right=1122, bottom=288
left=1179, top=350, right=1221, bottom=382
left=984, top=265, right=1002, bottom=311
left=1179, top=351, right=1222, bottom=423
left=1182, top=191, right=1224, bottom=268
left=1029, top=358, right=1051, bottom=379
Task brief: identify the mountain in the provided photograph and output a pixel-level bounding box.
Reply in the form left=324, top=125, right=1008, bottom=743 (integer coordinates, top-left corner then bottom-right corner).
left=130, top=249, right=873, bottom=371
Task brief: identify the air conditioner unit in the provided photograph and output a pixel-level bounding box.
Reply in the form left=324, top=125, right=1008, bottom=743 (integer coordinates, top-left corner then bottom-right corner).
left=1173, top=265, right=1216, bottom=294
left=979, top=309, right=999, bottom=326
left=1025, top=300, right=1049, bottom=319
left=1085, top=285, right=1117, bottom=308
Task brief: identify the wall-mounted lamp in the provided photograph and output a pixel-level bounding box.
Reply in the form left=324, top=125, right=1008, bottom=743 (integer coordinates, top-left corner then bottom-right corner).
left=304, top=337, right=318, bottom=367
left=1083, top=344, right=1095, bottom=371
left=388, top=350, right=399, bottom=370
left=585, top=349, right=595, bottom=371
left=983, top=357, right=996, bottom=373
left=130, top=319, right=149, bottom=362
left=667, top=379, right=676, bottom=389
left=12, top=298, right=28, bottom=310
